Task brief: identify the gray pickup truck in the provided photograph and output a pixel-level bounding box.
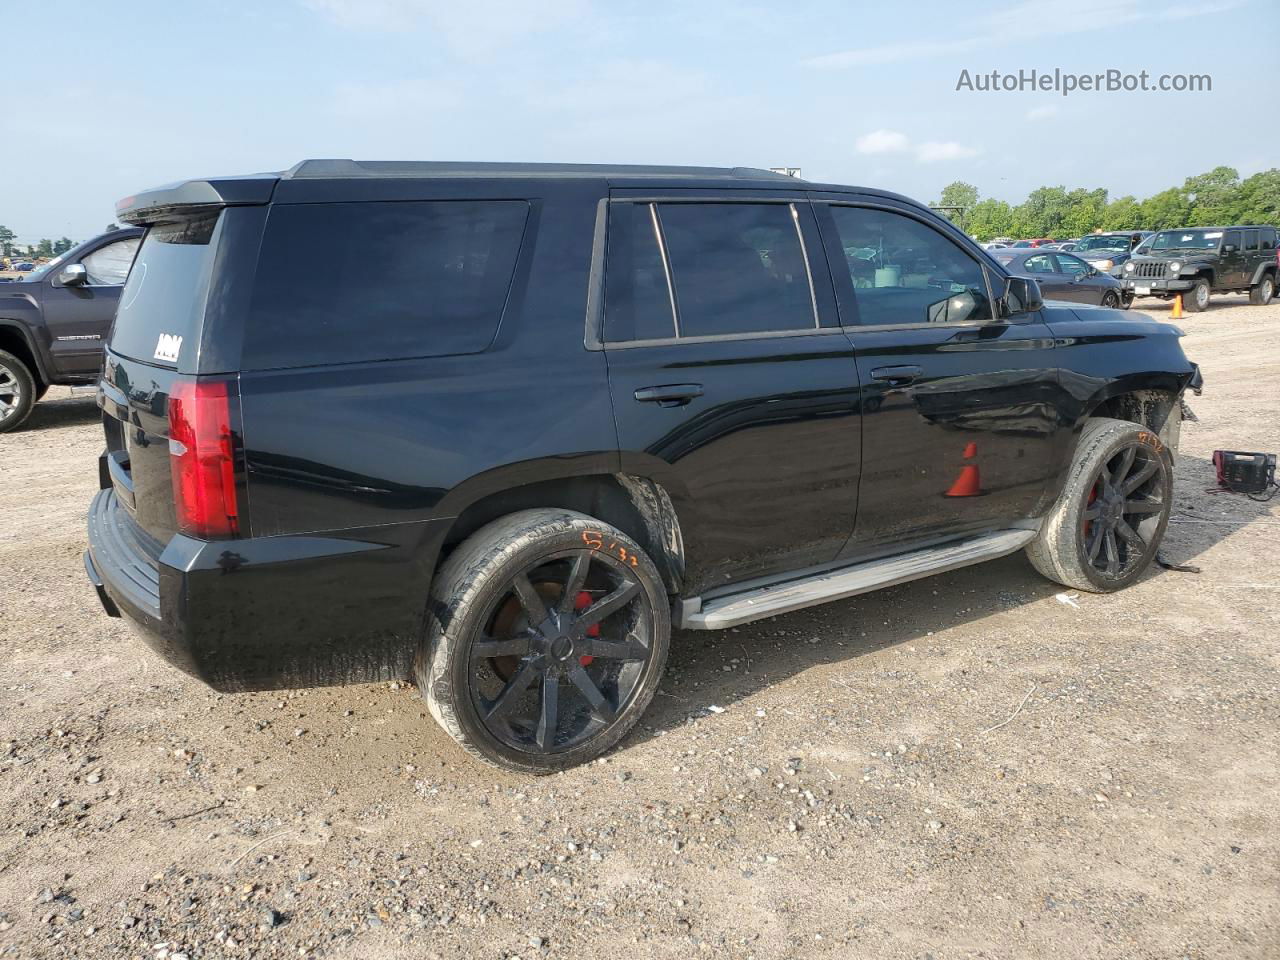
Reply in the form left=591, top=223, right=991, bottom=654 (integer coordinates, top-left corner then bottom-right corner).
left=0, top=227, right=143, bottom=431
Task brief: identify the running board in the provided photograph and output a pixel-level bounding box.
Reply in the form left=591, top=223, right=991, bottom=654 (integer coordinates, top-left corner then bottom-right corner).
left=682, top=529, right=1037, bottom=630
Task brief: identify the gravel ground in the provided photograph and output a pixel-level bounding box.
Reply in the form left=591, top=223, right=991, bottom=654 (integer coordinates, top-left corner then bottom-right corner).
left=1, top=296, right=1277, bottom=960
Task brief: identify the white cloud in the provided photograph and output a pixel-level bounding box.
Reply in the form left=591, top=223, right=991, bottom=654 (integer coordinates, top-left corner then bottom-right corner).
left=855, top=129, right=911, bottom=155
left=856, top=130, right=980, bottom=164
left=1026, top=104, right=1059, bottom=121
left=804, top=0, right=1245, bottom=68
left=915, top=141, right=981, bottom=163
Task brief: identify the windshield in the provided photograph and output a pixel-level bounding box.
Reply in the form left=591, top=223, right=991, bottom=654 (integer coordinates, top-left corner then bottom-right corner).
left=1150, top=229, right=1222, bottom=251
left=1075, top=235, right=1130, bottom=252
left=23, top=255, right=66, bottom=282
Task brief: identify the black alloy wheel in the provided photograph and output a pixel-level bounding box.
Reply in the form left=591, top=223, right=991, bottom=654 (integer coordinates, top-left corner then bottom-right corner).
left=1080, top=442, right=1166, bottom=581
left=468, top=548, right=655, bottom=755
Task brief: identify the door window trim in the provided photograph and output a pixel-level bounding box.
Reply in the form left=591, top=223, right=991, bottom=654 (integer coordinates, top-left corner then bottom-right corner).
left=816, top=199, right=1008, bottom=329
left=585, top=196, right=826, bottom=350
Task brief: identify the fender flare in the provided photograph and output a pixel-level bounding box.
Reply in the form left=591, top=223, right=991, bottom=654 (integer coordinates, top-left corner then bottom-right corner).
left=1249, top=261, right=1277, bottom=286
left=0, top=318, right=52, bottom=383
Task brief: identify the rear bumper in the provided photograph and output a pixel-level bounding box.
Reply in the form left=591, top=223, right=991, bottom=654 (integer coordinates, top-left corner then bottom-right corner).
left=85, top=489, right=452, bottom=691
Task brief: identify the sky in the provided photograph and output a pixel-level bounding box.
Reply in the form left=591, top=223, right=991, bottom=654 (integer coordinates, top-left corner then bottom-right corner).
left=2, top=0, right=1276, bottom=243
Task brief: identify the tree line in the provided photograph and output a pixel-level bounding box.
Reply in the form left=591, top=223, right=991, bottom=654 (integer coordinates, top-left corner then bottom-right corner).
left=0, top=224, right=120, bottom=260
left=937, top=166, right=1280, bottom=241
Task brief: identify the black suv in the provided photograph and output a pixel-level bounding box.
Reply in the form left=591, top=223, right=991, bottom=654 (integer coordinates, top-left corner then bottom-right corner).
left=85, top=161, right=1200, bottom=773
left=1122, top=225, right=1278, bottom=311
left=0, top=227, right=144, bottom=431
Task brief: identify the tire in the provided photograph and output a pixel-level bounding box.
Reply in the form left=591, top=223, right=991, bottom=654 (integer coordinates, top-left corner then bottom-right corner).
left=0, top=350, right=36, bottom=433
left=415, top=509, right=671, bottom=773
left=1025, top=417, right=1173, bottom=593
left=1101, top=291, right=1120, bottom=309
left=1248, top=273, right=1275, bottom=306
left=1182, top=277, right=1210, bottom=312
left=1120, top=291, right=1134, bottom=310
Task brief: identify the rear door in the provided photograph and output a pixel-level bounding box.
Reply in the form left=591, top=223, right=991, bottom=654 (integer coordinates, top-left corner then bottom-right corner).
left=599, top=193, right=862, bottom=596
left=42, top=233, right=140, bottom=376
left=1021, top=252, right=1070, bottom=300
left=1054, top=252, right=1104, bottom=304
left=813, top=197, right=1066, bottom=555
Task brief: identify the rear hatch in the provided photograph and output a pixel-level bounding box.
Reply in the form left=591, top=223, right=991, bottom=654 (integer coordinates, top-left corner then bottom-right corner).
left=99, top=211, right=244, bottom=545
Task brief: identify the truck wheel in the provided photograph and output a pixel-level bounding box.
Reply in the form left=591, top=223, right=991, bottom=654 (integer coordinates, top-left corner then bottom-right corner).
left=0, top=350, right=36, bottom=433
left=415, top=509, right=671, bottom=773
left=1248, top=273, right=1274, bottom=305
left=1025, top=417, right=1172, bottom=593
left=1183, top=277, right=1210, bottom=312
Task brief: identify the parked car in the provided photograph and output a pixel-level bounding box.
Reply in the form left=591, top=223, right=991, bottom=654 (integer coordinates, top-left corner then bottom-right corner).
left=1012, top=237, right=1054, bottom=248
left=993, top=249, right=1129, bottom=307
left=1074, top=231, right=1151, bottom=278
left=1121, top=225, right=1278, bottom=311
left=0, top=227, right=144, bottom=431
left=1057, top=241, right=1078, bottom=252
left=86, top=160, right=1201, bottom=773
left=13, top=261, right=35, bottom=271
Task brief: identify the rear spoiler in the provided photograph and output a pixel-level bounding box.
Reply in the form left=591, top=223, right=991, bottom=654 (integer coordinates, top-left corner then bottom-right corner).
left=116, top=174, right=279, bottom=227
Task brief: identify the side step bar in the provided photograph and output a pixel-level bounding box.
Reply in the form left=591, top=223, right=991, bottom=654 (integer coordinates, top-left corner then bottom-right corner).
left=683, top=529, right=1037, bottom=630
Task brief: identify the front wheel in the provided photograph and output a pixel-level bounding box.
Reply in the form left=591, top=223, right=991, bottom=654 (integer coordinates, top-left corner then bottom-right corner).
left=0, top=350, right=36, bottom=433
left=1026, top=417, right=1173, bottom=593
left=416, top=509, right=670, bottom=773
left=1183, top=277, right=1210, bottom=312
left=1101, top=291, right=1120, bottom=309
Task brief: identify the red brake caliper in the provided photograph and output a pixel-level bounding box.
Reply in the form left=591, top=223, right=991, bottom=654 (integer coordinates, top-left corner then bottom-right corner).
left=574, top=591, right=597, bottom=666
left=1085, top=480, right=1099, bottom=535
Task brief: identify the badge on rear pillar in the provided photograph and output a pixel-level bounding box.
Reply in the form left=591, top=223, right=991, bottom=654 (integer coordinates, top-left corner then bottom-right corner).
left=154, top=333, right=183, bottom=363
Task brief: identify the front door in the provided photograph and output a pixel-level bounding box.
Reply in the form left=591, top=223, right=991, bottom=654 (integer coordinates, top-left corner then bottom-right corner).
left=1219, top=229, right=1244, bottom=288
left=600, top=195, right=862, bottom=596
left=41, top=234, right=140, bottom=377
left=814, top=198, right=1069, bottom=555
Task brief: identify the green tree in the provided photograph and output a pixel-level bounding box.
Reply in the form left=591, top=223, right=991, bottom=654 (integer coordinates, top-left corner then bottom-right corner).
left=34, top=238, right=55, bottom=258
left=52, top=237, right=76, bottom=255
left=965, top=198, right=1014, bottom=240
left=1235, top=169, right=1280, bottom=225
left=1182, top=166, right=1241, bottom=225
left=1102, top=196, right=1144, bottom=231
left=0, top=224, right=14, bottom=257
left=1013, top=186, right=1073, bottom=238
left=1142, top=188, right=1192, bottom=230
left=1062, top=187, right=1108, bottom=237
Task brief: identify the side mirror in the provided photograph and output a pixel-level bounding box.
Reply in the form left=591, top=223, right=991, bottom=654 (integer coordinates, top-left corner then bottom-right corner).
left=1001, top=276, right=1043, bottom=316
left=57, top=263, right=88, bottom=287
left=1223, top=244, right=1237, bottom=254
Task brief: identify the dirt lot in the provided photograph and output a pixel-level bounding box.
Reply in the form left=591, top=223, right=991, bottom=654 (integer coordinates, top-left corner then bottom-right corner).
left=1, top=296, right=1277, bottom=960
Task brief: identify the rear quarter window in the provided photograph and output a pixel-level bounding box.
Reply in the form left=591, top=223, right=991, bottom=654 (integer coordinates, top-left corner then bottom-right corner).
left=243, top=200, right=528, bottom=370
left=110, top=214, right=221, bottom=369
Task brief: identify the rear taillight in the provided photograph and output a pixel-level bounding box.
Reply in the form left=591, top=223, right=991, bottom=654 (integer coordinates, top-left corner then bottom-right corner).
left=168, top=379, right=240, bottom=538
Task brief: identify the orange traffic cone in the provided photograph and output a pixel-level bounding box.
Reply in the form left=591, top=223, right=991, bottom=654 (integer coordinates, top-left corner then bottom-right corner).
left=1171, top=294, right=1183, bottom=319
left=945, top=442, right=983, bottom=497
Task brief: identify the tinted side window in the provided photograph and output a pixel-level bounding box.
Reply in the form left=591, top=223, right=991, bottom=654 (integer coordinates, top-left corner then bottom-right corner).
left=657, top=203, right=815, bottom=337
left=1022, top=254, right=1056, bottom=275
left=828, top=206, right=993, bottom=326
left=82, top=237, right=141, bottom=286
left=1223, top=230, right=1241, bottom=251
left=1261, top=228, right=1276, bottom=251
left=603, top=203, right=675, bottom=342
left=245, top=200, right=528, bottom=370
left=1243, top=229, right=1259, bottom=251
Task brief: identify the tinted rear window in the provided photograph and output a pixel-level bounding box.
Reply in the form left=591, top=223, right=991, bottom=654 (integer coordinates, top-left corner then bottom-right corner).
left=243, top=200, right=528, bottom=370
left=110, top=214, right=221, bottom=369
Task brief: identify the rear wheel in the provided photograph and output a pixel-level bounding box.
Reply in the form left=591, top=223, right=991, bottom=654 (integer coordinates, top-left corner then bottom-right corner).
left=1249, top=273, right=1275, bottom=305
left=0, top=350, right=36, bottom=433
left=416, top=509, right=670, bottom=773
left=1026, top=417, right=1173, bottom=593
left=1183, top=277, right=1210, bottom=312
